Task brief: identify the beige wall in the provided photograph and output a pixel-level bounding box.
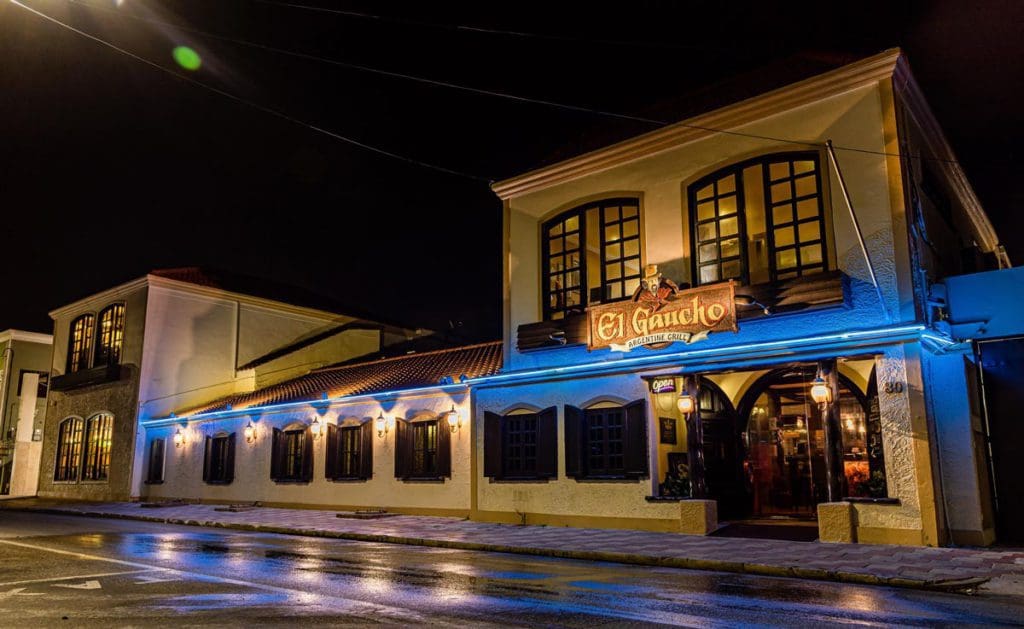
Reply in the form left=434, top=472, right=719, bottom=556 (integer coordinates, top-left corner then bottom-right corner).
left=252, top=328, right=381, bottom=389
left=143, top=391, right=473, bottom=514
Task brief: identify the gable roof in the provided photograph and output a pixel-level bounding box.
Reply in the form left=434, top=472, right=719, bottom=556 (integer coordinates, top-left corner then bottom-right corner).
left=179, top=340, right=502, bottom=417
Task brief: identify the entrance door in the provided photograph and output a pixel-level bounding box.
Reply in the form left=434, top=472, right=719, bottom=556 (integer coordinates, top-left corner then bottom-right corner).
left=978, top=337, right=1024, bottom=542
left=698, top=381, right=747, bottom=519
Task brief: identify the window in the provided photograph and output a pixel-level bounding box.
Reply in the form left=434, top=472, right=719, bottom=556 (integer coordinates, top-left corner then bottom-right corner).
left=395, top=417, right=451, bottom=480
left=67, top=315, right=95, bottom=373
left=94, top=303, right=126, bottom=367
left=326, top=421, right=373, bottom=480
left=688, top=152, right=827, bottom=286
left=82, top=413, right=113, bottom=481
left=54, top=417, right=83, bottom=481
left=483, top=407, right=557, bottom=480
left=271, top=426, right=312, bottom=482
left=564, top=400, right=648, bottom=480
left=542, top=198, right=641, bottom=320
left=203, top=432, right=235, bottom=484
left=146, top=438, right=165, bottom=484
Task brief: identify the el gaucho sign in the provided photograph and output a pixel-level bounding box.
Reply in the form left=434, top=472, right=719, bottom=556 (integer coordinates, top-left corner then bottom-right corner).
left=588, top=267, right=738, bottom=352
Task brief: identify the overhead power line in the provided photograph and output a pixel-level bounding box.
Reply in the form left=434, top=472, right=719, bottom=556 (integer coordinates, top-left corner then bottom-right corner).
left=10, top=0, right=492, bottom=182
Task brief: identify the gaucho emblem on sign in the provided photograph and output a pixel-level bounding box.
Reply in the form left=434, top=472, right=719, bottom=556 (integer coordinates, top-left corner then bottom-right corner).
left=588, top=265, right=738, bottom=351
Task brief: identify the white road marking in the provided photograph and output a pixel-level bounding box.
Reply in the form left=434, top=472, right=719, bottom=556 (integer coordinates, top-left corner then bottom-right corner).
left=53, top=580, right=101, bottom=590
left=0, top=539, right=426, bottom=623
left=133, top=573, right=181, bottom=585
left=0, top=588, right=44, bottom=598
left=0, top=570, right=147, bottom=588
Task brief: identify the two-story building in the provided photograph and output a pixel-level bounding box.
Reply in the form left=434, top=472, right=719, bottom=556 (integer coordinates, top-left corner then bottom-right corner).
left=38, top=267, right=429, bottom=502
left=0, top=329, right=53, bottom=497
left=470, top=49, right=1008, bottom=546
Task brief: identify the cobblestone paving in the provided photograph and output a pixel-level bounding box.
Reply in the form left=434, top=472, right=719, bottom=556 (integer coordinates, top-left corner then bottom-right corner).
left=7, top=499, right=1024, bottom=589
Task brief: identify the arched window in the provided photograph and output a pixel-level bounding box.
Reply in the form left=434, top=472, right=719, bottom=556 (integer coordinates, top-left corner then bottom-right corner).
left=688, top=152, right=827, bottom=286
left=82, top=413, right=114, bottom=481
left=94, top=303, right=126, bottom=367
left=67, top=314, right=95, bottom=373
left=542, top=198, right=641, bottom=320
left=54, top=417, right=84, bottom=481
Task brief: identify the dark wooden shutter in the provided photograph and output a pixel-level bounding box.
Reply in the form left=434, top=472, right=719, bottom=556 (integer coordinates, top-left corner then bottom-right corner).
left=325, top=423, right=339, bottom=479
left=483, top=411, right=503, bottom=479
left=394, top=418, right=409, bottom=479
left=202, top=435, right=212, bottom=482
left=270, top=427, right=283, bottom=480
left=624, top=399, right=649, bottom=477
left=148, top=439, right=164, bottom=483
left=359, top=420, right=374, bottom=480
left=436, top=419, right=451, bottom=478
left=301, top=427, right=314, bottom=481
left=535, top=406, right=558, bottom=479
left=224, top=433, right=236, bottom=484
left=564, top=405, right=584, bottom=478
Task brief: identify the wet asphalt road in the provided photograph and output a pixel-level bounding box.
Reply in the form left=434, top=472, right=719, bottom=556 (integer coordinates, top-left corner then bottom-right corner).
left=0, top=512, right=1021, bottom=627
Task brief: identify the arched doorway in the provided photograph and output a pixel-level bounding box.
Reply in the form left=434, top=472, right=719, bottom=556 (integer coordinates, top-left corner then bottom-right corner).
left=696, top=378, right=748, bottom=519
left=736, top=366, right=868, bottom=519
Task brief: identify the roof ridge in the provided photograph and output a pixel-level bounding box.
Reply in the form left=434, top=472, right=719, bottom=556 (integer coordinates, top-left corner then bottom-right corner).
left=315, top=340, right=502, bottom=373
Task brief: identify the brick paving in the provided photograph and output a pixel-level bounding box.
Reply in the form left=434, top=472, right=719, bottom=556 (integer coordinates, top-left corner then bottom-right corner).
left=5, top=499, right=1024, bottom=591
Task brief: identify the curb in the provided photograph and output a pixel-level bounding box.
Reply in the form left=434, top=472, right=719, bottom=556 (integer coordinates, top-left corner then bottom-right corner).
left=6, top=505, right=989, bottom=594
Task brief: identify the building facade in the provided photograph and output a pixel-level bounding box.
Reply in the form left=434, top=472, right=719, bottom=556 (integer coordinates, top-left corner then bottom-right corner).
left=471, top=49, right=1008, bottom=546
left=38, top=267, right=428, bottom=502
left=0, top=329, right=53, bottom=497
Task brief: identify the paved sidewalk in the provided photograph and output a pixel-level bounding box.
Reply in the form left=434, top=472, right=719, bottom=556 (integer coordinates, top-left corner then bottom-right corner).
left=4, top=498, right=1023, bottom=593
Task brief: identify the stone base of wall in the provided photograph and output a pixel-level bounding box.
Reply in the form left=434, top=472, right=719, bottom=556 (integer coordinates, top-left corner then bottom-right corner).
left=679, top=500, right=717, bottom=535
left=818, top=501, right=855, bottom=543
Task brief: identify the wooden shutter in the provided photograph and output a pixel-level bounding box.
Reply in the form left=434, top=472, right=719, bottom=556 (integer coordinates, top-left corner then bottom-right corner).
left=535, top=406, right=558, bottom=479
left=564, top=405, right=584, bottom=478
left=436, top=419, right=451, bottom=478
left=224, top=433, right=236, bottom=484
left=394, top=418, right=410, bottom=479
left=148, top=439, right=164, bottom=483
left=359, top=420, right=374, bottom=480
left=325, top=423, right=339, bottom=479
left=301, top=427, right=314, bottom=481
left=483, top=411, right=503, bottom=479
left=202, top=435, right=212, bottom=482
left=270, top=427, right=283, bottom=480
left=624, top=399, right=649, bottom=477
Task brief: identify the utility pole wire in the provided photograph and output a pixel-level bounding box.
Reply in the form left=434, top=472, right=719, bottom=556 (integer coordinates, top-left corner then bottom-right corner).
left=10, top=0, right=493, bottom=182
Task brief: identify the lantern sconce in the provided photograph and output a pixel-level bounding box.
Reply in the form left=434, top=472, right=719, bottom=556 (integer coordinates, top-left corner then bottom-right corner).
left=244, top=421, right=257, bottom=443
left=676, top=393, right=695, bottom=416
left=173, top=427, right=186, bottom=449
left=375, top=412, right=390, bottom=439
left=810, top=373, right=832, bottom=406
left=310, top=417, right=323, bottom=439
left=446, top=404, right=462, bottom=434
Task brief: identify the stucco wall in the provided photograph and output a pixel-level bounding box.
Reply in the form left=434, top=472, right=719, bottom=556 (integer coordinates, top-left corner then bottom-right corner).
left=474, top=373, right=679, bottom=523
left=253, top=328, right=381, bottom=389
left=143, top=392, right=472, bottom=513
left=505, top=82, right=906, bottom=373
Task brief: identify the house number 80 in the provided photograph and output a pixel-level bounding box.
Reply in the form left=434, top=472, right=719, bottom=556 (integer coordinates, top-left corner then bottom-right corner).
left=883, top=381, right=904, bottom=393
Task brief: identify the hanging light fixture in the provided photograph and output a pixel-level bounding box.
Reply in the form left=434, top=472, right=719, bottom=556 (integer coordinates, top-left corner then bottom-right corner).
left=446, top=404, right=461, bottom=433
left=676, top=393, right=695, bottom=415
left=244, top=421, right=257, bottom=443
left=173, top=428, right=186, bottom=448
left=810, top=374, right=832, bottom=405
left=375, top=412, right=389, bottom=438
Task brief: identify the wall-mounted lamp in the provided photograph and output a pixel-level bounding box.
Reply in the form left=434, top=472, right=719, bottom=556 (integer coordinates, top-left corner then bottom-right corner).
left=173, top=428, right=186, bottom=448
left=676, top=393, right=695, bottom=416
left=446, top=404, right=461, bottom=433
left=810, top=374, right=832, bottom=405
left=310, top=417, right=322, bottom=439
left=375, top=412, right=389, bottom=439
left=244, top=421, right=256, bottom=443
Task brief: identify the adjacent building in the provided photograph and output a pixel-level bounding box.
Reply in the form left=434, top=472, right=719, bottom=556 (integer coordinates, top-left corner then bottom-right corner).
left=0, top=329, right=52, bottom=497
left=38, top=267, right=430, bottom=502
left=472, top=48, right=1008, bottom=546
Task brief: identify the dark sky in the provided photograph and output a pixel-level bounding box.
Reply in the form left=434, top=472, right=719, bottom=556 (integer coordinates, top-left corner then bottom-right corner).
left=2, top=0, right=1021, bottom=341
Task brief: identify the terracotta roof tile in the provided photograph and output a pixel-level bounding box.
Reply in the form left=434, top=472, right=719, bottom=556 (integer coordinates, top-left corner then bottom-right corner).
left=179, top=341, right=502, bottom=417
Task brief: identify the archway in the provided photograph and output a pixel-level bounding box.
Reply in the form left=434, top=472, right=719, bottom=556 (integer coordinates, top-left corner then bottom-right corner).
left=736, top=366, right=868, bottom=519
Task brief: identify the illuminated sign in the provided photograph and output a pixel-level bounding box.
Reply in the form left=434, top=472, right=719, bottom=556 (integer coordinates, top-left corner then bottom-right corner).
left=588, top=281, right=738, bottom=351
left=650, top=377, right=676, bottom=393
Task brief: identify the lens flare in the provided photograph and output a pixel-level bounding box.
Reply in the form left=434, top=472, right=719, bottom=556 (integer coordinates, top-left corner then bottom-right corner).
left=172, top=46, right=201, bottom=71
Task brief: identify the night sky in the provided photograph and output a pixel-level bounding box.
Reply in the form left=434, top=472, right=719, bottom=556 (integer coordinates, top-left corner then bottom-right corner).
left=2, top=1, right=1021, bottom=342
